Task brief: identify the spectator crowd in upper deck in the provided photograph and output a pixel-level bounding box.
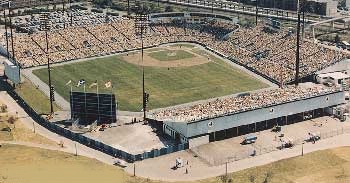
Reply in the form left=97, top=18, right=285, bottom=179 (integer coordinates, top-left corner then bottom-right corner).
left=3, top=16, right=349, bottom=85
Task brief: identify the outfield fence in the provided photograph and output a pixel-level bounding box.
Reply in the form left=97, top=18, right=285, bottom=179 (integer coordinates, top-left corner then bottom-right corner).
left=0, top=78, right=188, bottom=163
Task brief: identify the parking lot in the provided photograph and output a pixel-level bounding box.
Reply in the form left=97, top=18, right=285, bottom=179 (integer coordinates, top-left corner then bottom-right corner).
left=192, top=116, right=350, bottom=166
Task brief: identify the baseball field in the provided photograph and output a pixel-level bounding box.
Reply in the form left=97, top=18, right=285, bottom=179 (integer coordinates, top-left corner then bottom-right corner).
left=32, top=44, right=269, bottom=111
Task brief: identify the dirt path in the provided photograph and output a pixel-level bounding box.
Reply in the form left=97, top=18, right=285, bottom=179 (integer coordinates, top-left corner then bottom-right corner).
left=122, top=46, right=211, bottom=68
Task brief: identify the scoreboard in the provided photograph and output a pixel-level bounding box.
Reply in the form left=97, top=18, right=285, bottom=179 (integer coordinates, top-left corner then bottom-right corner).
left=70, top=91, right=117, bottom=125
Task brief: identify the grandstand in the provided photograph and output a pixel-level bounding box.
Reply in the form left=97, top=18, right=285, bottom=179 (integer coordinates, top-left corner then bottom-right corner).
left=151, top=83, right=346, bottom=147
left=4, top=12, right=349, bottom=85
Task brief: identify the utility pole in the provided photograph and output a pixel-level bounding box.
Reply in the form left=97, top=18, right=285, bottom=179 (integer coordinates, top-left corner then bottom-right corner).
left=75, top=143, right=78, bottom=156
left=295, top=0, right=301, bottom=86
left=135, top=11, right=149, bottom=121
left=40, top=12, right=54, bottom=114
left=301, top=142, right=304, bottom=156
left=225, top=161, right=228, bottom=182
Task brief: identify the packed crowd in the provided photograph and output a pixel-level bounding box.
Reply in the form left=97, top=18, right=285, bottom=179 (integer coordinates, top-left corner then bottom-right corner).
left=3, top=17, right=349, bottom=83
left=152, top=85, right=341, bottom=122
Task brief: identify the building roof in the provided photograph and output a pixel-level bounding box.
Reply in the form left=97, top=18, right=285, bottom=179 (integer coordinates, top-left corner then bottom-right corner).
left=151, top=83, right=342, bottom=123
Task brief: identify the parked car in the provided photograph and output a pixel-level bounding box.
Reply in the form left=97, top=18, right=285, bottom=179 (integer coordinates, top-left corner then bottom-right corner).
left=241, top=134, right=257, bottom=145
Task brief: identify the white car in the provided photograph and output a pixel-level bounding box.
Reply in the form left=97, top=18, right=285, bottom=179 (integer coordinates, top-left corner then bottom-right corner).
left=113, top=159, right=127, bottom=168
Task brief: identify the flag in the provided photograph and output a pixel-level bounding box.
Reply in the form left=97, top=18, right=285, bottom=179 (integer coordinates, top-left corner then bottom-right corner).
left=89, top=80, right=98, bottom=88
left=77, top=79, right=86, bottom=87
left=65, top=80, right=72, bottom=86
left=105, top=81, right=112, bottom=88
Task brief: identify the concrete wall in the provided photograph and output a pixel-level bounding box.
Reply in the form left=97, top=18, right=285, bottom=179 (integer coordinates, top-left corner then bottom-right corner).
left=172, top=91, right=346, bottom=138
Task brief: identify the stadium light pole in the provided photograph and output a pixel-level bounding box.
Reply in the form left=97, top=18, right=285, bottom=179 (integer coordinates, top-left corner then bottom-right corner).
left=0, top=1, right=13, bottom=60
left=301, top=0, right=305, bottom=42
left=9, top=4, right=14, bottom=62
left=40, top=12, right=54, bottom=115
left=62, top=0, right=66, bottom=28
left=254, top=0, right=259, bottom=26
left=2, top=2, right=9, bottom=59
left=127, top=0, right=130, bottom=15
left=295, top=0, right=301, bottom=86
left=135, top=12, right=149, bottom=121
left=69, top=0, right=73, bottom=26
left=8, top=1, right=20, bottom=79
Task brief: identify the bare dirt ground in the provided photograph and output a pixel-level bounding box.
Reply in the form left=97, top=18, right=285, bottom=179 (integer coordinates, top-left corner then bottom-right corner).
left=84, top=122, right=175, bottom=154
left=122, top=46, right=211, bottom=68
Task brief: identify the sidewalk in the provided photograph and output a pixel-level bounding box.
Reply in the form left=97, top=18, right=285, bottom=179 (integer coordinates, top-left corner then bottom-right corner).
left=125, top=133, right=350, bottom=182
left=0, top=91, right=117, bottom=165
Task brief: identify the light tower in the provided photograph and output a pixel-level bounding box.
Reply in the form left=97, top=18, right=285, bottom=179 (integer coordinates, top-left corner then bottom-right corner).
left=134, top=12, right=149, bottom=121
left=40, top=11, right=55, bottom=114
left=295, top=0, right=302, bottom=86
left=1, top=1, right=10, bottom=59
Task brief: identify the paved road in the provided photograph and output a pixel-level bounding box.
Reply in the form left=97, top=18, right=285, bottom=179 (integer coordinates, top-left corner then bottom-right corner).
left=146, top=0, right=319, bottom=23
left=126, top=132, right=350, bottom=182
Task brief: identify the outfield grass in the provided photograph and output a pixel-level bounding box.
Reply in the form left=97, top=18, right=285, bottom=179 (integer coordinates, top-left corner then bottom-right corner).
left=15, top=79, right=60, bottom=115
left=148, top=50, right=195, bottom=61
left=1, top=145, right=350, bottom=183
left=33, top=51, right=268, bottom=112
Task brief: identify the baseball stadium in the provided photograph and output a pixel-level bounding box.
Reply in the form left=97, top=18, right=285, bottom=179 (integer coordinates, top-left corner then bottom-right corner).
left=2, top=9, right=350, bottom=163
